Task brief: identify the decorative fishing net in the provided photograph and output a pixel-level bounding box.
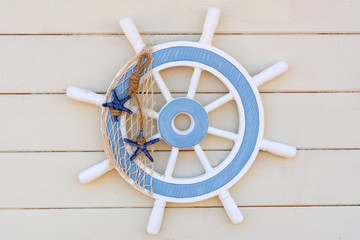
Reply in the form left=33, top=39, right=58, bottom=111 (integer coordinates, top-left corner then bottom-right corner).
left=101, top=46, right=156, bottom=193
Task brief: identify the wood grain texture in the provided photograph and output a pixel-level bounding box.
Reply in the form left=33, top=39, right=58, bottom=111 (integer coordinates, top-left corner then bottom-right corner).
left=0, top=150, right=359, bottom=209
left=0, top=0, right=359, bottom=34
left=1, top=207, right=359, bottom=240
left=1, top=1, right=359, bottom=238
left=1, top=35, right=360, bottom=93
left=0, top=93, right=358, bottom=152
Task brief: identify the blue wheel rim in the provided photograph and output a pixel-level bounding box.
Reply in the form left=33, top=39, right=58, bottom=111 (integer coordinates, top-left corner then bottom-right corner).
left=104, top=46, right=260, bottom=199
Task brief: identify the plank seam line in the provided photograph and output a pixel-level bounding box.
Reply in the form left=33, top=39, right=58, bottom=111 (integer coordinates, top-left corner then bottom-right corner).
left=0, top=149, right=359, bottom=154
left=0, top=205, right=359, bottom=211
left=1, top=91, right=360, bottom=95
left=0, top=32, right=360, bottom=36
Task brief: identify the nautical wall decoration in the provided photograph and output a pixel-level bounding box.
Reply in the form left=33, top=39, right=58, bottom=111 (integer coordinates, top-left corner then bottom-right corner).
left=66, top=6, right=296, bottom=235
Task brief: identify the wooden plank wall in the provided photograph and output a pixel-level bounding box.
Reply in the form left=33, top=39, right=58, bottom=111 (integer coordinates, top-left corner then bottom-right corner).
left=1, top=1, right=359, bottom=239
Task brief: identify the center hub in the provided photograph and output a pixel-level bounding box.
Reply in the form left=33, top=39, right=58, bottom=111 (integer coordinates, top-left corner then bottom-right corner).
left=157, top=98, right=209, bottom=148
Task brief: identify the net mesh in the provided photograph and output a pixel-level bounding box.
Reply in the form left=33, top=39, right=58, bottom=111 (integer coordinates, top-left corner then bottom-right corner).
left=101, top=46, right=155, bottom=193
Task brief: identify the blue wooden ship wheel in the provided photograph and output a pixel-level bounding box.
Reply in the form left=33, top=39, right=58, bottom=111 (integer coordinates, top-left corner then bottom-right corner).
left=66, top=6, right=296, bottom=235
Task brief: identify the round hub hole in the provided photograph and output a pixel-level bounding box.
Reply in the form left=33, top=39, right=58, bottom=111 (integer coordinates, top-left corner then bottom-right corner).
left=172, top=112, right=195, bottom=135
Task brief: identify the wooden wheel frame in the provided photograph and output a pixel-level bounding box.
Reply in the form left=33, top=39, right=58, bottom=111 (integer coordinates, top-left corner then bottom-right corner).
left=66, top=6, right=296, bottom=235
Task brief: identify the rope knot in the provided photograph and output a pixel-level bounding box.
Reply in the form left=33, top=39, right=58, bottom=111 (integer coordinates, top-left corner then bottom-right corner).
left=136, top=135, right=146, bottom=145
left=110, top=109, right=122, bottom=116
left=129, top=72, right=141, bottom=94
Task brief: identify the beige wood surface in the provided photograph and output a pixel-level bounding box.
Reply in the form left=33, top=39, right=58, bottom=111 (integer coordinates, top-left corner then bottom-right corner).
left=0, top=150, right=359, bottom=209
left=1, top=35, right=360, bottom=93
left=0, top=0, right=359, bottom=34
left=0, top=0, right=358, bottom=239
left=0, top=93, right=358, bottom=151
left=1, top=207, right=359, bottom=240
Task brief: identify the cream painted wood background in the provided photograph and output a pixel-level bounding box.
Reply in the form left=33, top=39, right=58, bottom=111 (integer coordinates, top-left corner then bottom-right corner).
left=1, top=1, right=360, bottom=239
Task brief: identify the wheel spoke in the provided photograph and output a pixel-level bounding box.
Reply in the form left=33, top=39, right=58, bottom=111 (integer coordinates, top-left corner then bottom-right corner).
left=128, top=104, right=159, bottom=119
left=207, top=126, right=238, bottom=142
left=66, top=86, right=105, bottom=107
left=187, top=68, right=202, bottom=99
left=252, top=61, right=288, bottom=87
left=164, top=147, right=179, bottom=178
left=199, top=6, right=220, bottom=45
left=119, top=17, right=146, bottom=53
left=147, top=132, right=161, bottom=142
left=204, top=92, right=233, bottom=113
left=193, top=144, right=213, bottom=173
left=260, top=139, right=297, bottom=158
left=153, top=72, right=173, bottom=102
left=218, top=190, right=244, bottom=224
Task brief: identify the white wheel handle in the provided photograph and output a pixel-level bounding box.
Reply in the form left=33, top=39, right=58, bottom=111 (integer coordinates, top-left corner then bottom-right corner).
left=119, top=17, right=146, bottom=53
left=261, top=139, right=297, bottom=158
left=147, top=199, right=166, bottom=235
left=252, top=61, right=289, bottom=87
left=66, top=86, right=105, bottom=107
left=219, top=190, right=244, bottom=224
left=200, top=6, right=221, bottom=45
left=78, top=159, right=113, bottom=184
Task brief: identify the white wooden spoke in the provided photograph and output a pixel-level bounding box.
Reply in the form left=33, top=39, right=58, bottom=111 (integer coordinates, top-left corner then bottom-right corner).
left=207, top=126, right=238, bottom=142
left=260, top=139, right=297, bottom=158
left=66, top=86, right=105, bottom=107
left=147, top=199, right=167, bottom=235
left=147, top=133, right=161, bottom=142
left=128, top=104, right=159, bottom=119
left=153, top=72, right=173, bottom=102
left=204, top=92, right=233, bottom=113
left=187, top=67, right=202, bottom=99
left=199, top=6, right=221, bottom=45
left=218, top=190, right=244, bottom=224
left=78, top=159, right=113, bottom=184
left=164, top=147, right=179, bottom=178
left=119, top=17, right=145, bottom=53
left=193, top=144, right=213, bottom=173
left=252, top=61, right=289, bottom=87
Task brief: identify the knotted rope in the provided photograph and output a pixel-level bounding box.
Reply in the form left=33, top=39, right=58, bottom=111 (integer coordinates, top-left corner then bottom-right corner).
left=102, top=46, right=156, bottom=192
left=110, top=108, right=122, bottom=117
left=102, top=46, right=154, bottom=171
left=127, top=48, right=152, bottom=144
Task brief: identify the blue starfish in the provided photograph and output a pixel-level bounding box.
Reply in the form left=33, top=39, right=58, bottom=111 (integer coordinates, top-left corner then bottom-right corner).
left=102, top=89, right=132, bottom=121
left=124, top=129, right=160, bottom=162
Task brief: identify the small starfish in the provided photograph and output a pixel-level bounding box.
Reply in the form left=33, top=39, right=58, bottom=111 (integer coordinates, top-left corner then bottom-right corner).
left=102, top=89, right=132, bottom=121
left=124, top=129, right=160, bottom=162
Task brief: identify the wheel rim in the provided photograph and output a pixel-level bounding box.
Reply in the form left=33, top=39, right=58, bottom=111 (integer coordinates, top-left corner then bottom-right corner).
left=102, top=41, right=264, bottom=203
